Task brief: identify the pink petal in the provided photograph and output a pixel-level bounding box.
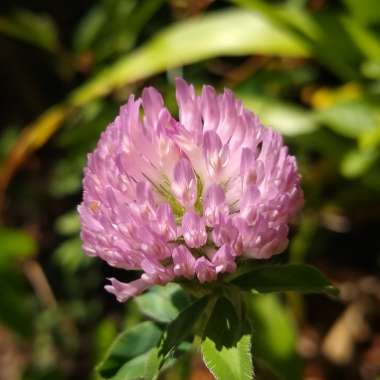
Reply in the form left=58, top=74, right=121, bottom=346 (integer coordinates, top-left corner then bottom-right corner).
left=105, top=277, right=151, bottom=302
left=171, top=158, right=197, bottom=208
left=194, top=257, right=217, bottom=283
left=203, top=184, right=229, bottom=227
left=203, top=131, right=229, bottom=178
left=182, top=210, right=207, bottom=248
left=175, top=78, right=202, bottom=142
left=172, top=245, right=196, bottom=279
left=212, top=218, right=238, bottom=247
left=156, top=203, right=177, bottom=241
left=200, top=85, right=220, bottom=131
left=211, top=245, right=237, bottom=274
left=142, top=87, right=164, bottom=130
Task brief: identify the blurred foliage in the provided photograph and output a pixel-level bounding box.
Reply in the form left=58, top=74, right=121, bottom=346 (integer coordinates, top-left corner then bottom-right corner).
left=1, top=0, right=380, bottom=379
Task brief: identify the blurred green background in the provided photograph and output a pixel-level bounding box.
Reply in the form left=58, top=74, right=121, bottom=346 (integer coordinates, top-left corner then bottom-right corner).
left=1, top=0, right=380, bottom=379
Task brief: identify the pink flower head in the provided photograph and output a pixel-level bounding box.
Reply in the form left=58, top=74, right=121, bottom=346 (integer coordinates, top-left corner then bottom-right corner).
left=78, top=79, right=304, bottom=302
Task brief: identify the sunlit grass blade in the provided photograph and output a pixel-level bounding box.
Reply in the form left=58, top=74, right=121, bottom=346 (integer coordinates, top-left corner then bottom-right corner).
left=0, top=8, right=309, bottom=204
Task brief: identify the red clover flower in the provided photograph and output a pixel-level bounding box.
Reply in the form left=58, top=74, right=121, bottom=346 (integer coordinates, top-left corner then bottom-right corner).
left=78, top=79, right=304, bottom=302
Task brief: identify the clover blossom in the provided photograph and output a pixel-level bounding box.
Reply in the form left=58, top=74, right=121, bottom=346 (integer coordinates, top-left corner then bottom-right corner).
left=78, top=79, right=304, bottom=302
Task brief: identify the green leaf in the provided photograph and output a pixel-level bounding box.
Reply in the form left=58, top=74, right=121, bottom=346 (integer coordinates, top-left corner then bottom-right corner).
left=0, top=228, right=37, bottom=268
left=135, top=283, right=191, bottom=323
left=160, top=296, right=209, bottom=357
left=97, top=321, right=162, bottom=378
left=203, top=296, right=242, bottom=349
left=109, top=351, right=152, bottom=380
left=109, top=346, right=173, bottom=380
left=71, top=8, right=309, bottom=106
left=144, top=347, right=160, bottom=380
left=201, top=334, right=254, bottom=380
left=231, top=264, right=338, bottom=296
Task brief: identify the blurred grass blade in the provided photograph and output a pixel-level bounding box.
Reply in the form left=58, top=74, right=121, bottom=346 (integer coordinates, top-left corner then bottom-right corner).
left=0, top=105, right=72, bottom=199
left=71, top=8, right=310, bottom=105
left=341, top=16, right=380, bottom=60
left=0, top=8, right=309, bottom=200
left=74, top=0, right=165, bottom=61
left=0, top=9, right=59, bottom=52
left=0, top=228, right=37, bottom=268
left=55, top=210, right=81, bottom=236
left=232, top=0, right=362, bottom=79
left=246, top=294, right=302, bottom=380
left=231, top=0, right=321, bottom=40
left=73, top=3, right=107, bottom=52
left=341, top=148, right=378, bottom=178
left=239, top=95, right=317, bottom=136
left=343, top=0, right=380, bottom=25
left=316, top=100, right=378, bottom=139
